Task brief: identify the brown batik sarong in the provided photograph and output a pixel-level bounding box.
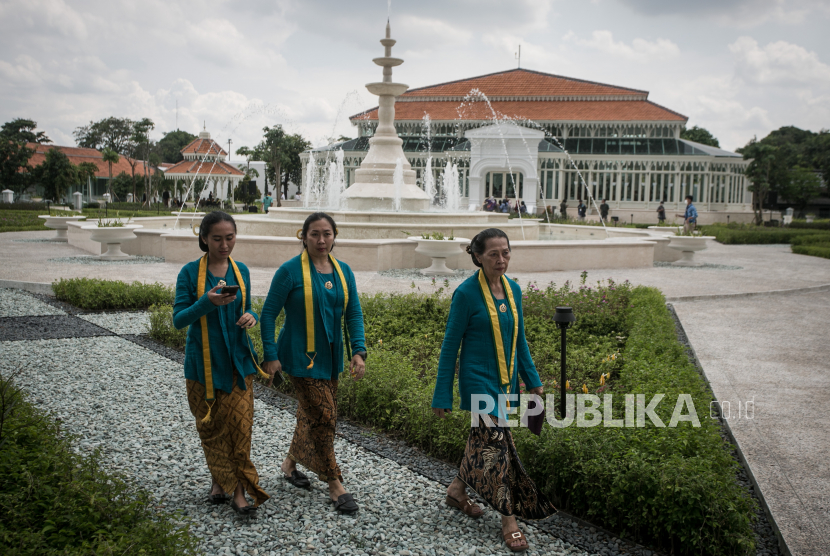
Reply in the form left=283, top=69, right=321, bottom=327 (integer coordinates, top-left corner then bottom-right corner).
left=186, top=374, right=269, bottom=506
left=288, top=376, right=341, bottom=482
left=457, top=418, right=556, bottom=519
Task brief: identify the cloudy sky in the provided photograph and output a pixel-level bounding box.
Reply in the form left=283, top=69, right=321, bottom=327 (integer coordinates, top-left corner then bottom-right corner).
left=0, top=0, right=827, bottom=153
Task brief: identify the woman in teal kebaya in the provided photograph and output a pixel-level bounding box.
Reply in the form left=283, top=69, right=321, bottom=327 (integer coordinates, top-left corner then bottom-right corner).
left=261, top=212, right=367, bottom=514
left=173, top=211, right=269, bottom=516
left=432, top=228, right=556, bottom=553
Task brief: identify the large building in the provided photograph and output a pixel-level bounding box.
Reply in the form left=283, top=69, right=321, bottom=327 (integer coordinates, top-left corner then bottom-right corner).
left=306, top=69, right=751, bottom=220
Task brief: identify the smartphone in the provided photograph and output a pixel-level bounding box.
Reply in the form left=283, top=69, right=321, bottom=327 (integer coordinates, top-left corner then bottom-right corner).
left=220, top=285, right=240, bottom=295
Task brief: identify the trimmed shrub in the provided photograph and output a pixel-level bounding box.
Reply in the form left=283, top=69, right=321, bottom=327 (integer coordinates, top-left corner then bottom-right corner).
left=789, top=219, right=830, bottom=230
left=791, top=243, right=830, bottom=259
left=700, top=224, right=830, bottom=244
left=148, top=304, right=187, bottom=348
left=53, top=278, right=173, bottom=310
left=0, top=371, right=198, bottom=555
left=0, top=210, right=49, bottom=232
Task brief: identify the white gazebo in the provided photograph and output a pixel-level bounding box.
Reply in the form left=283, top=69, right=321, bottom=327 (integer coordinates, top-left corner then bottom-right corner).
left=165, top=129, right=245, bottom=204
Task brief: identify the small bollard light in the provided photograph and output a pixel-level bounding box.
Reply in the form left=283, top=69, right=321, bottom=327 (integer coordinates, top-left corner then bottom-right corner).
left=630, top=213, right=634, bottom=225
left=553, top=306, right=576, bottom=417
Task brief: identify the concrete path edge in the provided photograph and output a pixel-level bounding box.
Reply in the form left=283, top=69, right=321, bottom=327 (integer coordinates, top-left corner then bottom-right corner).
left=668, top=304, right=792, bottom=556
left=666, top=283, right=830, bottom=303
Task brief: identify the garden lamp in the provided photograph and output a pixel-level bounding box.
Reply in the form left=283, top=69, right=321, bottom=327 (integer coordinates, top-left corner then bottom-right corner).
left=554, top=306, right=576, bottom=417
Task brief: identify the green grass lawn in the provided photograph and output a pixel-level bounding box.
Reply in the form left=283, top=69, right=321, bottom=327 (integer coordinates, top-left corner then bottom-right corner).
left=0, top=210, right=50, bottom=232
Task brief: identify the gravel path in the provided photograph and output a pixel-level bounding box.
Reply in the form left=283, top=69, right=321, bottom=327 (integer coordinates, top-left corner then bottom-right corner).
left=0, top=287, right=65, bottom=317
left=1, top=297, right=589, bottom=556
left=77, top=311, right=151, bottom=335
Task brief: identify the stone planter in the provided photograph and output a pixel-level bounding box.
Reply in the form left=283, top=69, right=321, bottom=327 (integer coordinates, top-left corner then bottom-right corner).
left=81, top=224, right=143, bottom=260
left=171, top=211, right=205, bottom=231
left=38, top=215, right=87, bottom=242
left=408, top=237, right=469, bottom=275
left=648, top=226, right=682, bottom=234
left=667, top=235, right=714, bottom=266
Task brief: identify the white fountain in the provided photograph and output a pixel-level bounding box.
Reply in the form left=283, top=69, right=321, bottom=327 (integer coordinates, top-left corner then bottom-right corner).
left=341, top=20, right=430, bottom=212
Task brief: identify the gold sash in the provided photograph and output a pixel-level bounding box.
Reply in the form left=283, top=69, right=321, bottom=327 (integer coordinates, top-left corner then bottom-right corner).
left=477, top=269, right=519, bottom=402
left=196, top=254, right=268, bottom=423
left=300, top=250, right=351, bottom=369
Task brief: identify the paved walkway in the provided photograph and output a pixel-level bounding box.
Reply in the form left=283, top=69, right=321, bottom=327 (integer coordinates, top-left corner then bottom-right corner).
left=2, top=229, right=830, bottom=554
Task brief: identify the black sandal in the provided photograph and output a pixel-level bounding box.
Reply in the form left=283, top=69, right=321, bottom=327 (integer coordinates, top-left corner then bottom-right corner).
left=208, top=493, right=230, bottom=505
left=332, top=493, right=359, bottom=514
left=230, top=500, right=257, bottom=516
left=283, top=469, right=311, bottom=489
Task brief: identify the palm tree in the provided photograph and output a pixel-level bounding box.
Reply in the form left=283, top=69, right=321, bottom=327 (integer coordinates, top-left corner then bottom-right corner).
left=101, top=148, right=119, bottom=200
left=77, top=162, right=98, bottom=202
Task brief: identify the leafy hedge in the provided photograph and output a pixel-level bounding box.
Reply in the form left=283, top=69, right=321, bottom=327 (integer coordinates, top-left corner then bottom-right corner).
left=789, top=219, right=830, bottom=230
left=700, top=223, right=830, bottom=244
left=53, top=278, right=173, bottom=310
left=0, top=210, right=49, bottom=233
left=149, top=277, right=757, bottom=554
left=0, top=372, right=197, bottom=555
left=791, top=236, right=830, bottom=259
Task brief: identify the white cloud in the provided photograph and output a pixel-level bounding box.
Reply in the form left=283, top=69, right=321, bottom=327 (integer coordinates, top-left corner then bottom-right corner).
left=563, top=30, right=680, bottom=62
left=729, top=36, right=830, bottom=86
left=613, top=0, right=829, bottom=27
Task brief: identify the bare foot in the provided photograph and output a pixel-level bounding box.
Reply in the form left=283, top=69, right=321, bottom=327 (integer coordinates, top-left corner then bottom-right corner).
left=502, top=516, right=528, bottom=551
left=280, top=457, right=296, bottom=477
left=446, top=477, right=467, bottom=501
left=328, top=478, right=347, bottom=502
left=210, top=480, right=225, bottom=497
left=233, top=482, right=249, bottom=509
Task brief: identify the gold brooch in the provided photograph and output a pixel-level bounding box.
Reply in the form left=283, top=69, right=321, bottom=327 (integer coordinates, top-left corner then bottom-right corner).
left=325, top=281, right=333, bottom=290
left=499, top=303, right=507, bottom=313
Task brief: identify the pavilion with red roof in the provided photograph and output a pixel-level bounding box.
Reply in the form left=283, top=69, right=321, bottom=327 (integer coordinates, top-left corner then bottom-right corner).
left=307, top=68, right=750, bottom=217
left=164, top=128, right=245, bottom=204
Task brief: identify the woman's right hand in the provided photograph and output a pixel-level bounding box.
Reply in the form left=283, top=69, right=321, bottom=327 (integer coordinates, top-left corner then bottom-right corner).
left=262, top=360, right=282, bottom=387
left=432, top=407, right=451, bottom=419
left=207, top=285, right=237, bottom=307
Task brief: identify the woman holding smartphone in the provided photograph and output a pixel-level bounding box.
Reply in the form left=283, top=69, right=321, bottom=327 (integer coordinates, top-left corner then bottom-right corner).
left=173, top=211, right=269, bottom=516
left=261, top=212, right=367, bottom=514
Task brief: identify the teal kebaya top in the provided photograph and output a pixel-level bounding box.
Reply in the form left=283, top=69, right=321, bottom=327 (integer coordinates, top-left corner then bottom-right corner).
left=432, top=272, right=542, bottom=419
left=260, top=253, right=366, bottom=380
left=173, top=258, right=260, bottom=394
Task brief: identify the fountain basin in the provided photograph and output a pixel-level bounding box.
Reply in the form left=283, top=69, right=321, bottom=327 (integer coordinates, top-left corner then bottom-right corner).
left=38, top=215, right=87, bottom=241
left=667, top=235, right=714, bottom=266
left=407, top=237, right=469, bottom=275
left=81, top=224, right=143, bottom=260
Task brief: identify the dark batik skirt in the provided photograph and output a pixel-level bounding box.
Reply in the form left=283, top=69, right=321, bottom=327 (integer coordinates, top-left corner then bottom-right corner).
left=458, top=417, right=556, bottom=519
left=186, top=374, right=270, bottom=506
left=287, top=376, right=342, bottom=482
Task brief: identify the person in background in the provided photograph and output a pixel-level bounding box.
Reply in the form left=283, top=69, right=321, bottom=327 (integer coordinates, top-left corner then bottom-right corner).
left=260, top=212, right=367, bottom=515
left=432, top=228, right=556, bottom=553
left=559, top=200, right=568, bottom=220
left=577, top=199, right=587, bottom=222
left=657, top=201, right=666, bottom=224
left=599, top=199, right=610, bottom=223
left=676, top=195, right=697, bottom=233
left=263, top=191, right=273, bottom=214
left=519, top=201, right=527, bottom=214
left=172, top=211, right=270, bottom=516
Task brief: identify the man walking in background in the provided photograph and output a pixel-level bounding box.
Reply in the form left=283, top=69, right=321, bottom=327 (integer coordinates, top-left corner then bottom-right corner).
left=676, top=195, right=697, bottom=233
left=599, top=199, right=609, bottom=223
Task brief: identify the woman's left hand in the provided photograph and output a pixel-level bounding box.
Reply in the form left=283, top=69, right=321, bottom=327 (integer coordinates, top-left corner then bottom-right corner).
left=349, top=354, right=365, bottom=380
left=236, top=313, right=256, bottom=330
left=528, top=386, right=544, bottom=397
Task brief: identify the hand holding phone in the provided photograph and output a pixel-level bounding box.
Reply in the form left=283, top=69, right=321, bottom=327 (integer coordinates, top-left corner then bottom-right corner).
left=220, top=285, right=240, bottom=295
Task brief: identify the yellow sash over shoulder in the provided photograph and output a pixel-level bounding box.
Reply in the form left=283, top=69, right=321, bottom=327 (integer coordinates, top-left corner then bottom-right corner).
left=196, top=254, right=268, bottom=423
left=477, top=269, right=519, bottom=404
left=300, top=250, right=351, bottom=369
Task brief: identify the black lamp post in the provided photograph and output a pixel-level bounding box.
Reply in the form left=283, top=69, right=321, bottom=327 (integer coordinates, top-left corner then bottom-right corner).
left=553, top=306, right=576, bottom=417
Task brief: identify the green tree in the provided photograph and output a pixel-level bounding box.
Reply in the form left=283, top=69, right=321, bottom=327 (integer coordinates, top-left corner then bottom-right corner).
left=738, top=138, right=777, bottom=225
left=33, top=148, right=78, bottom=203
left=235, top=146, right=256, bottom=171
left=110, top=171, right=133, bottom=200
left=254, top=127, right=311, bottom=205
left=680, top=126, right=720, bottom=148
left=783, top=166, right=823, bottom=217
left=0, top=140, right=34, bottom=200
left=281, top=133, right=312, bottom=197
left=73, top=117, right=134, bottom=153
left=156, top=130, right=197, bottom=163
left=0, top=118, right=51, bottom=144
left=101, top=148, right=120, bottom=199
left=132, top=118, right=155, bottom=203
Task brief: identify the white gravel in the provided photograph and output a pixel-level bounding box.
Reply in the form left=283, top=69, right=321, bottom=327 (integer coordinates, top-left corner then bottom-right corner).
left=0, top=288, right=66, bottom=317
left=1, top=335, right=584, bottom=556
left=77, top=311, right=151, bottom=335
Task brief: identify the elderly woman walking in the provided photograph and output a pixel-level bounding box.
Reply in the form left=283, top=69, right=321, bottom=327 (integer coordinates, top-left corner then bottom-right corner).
left=173, top=211, right=270, bottom=516
left=261, top=212, right=367, bottom=514
left=432, top=228, right=556, bottom=552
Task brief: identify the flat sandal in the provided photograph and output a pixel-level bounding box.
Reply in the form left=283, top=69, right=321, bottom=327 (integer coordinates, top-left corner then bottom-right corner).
left=445, top=494, right=483, bottom=518
left=503, top=529, right=529, bottom=553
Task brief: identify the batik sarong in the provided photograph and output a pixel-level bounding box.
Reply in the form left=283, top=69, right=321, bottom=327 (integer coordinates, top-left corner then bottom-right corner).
left=186, top=374, right=269, bottom=506
left=288, top=376, right=341, bottom=482
left=457, top=418, right=556, bottom=519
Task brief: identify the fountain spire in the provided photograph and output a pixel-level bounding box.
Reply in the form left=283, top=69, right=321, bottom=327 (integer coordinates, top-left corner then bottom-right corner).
left=341, top=20, right=430, bottom=212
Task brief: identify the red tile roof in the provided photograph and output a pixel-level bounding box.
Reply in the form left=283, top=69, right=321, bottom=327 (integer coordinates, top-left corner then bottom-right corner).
left=27, top=143, right=152, bottom=178
left=349, top=68, right=687, bottom=123
left=181, top=137, right=227, bottom=156
left=353, top=100, right=687, bottom=123
left=400, top=69, right=647, bottom=99
left=164, top=159, right=244, bottom=177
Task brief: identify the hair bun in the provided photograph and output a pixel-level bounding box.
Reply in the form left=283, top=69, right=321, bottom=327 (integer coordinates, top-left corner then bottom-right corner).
left=465, top=245, right=472, bottom=254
